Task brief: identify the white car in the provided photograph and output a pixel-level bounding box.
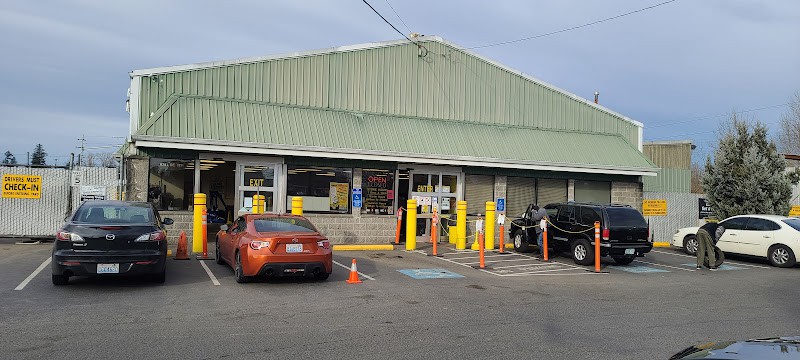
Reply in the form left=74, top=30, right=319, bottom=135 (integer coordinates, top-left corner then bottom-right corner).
left=671, top=214, right=800, bottom=268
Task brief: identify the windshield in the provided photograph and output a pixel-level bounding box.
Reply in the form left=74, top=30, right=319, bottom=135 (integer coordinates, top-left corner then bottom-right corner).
left=254, top=218, right=317, bottom=233
left=782, top=218, right=800, bottom=232
left=605, top=207, right=648, bottom=228
left=73, top=203, right=153, bottom=224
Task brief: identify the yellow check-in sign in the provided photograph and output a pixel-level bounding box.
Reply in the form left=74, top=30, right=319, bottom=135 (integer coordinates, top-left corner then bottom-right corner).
left=642, top=199, right=667, bottom=216
left=789, top=206, right=800, bottom=216
left=2, top=174, right=42, bottom=199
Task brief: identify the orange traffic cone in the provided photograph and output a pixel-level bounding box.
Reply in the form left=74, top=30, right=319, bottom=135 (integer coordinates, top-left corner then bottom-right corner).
left=345, top=258, right=362, bottom=284
left=174, top=231, right=189, bottom=260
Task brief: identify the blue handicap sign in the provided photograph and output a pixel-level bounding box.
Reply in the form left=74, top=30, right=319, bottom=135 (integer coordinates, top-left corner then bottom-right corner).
left=398, top=268, right=464, bottom=279
left=496, top=198, right=505, bottom=212
left=353, top=188, right=362, bottom=208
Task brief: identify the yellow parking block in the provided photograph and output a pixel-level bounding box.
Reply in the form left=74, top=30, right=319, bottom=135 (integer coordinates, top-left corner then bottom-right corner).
left=653, top=242, right=671, bottom=247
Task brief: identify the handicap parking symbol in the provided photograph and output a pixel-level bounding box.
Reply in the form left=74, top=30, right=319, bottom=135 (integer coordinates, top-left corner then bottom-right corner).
left=398, top=268, right=465, bottom=279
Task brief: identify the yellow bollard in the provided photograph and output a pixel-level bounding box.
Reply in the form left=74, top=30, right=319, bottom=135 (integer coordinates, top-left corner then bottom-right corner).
left=485, top=201, right=496, bottom=250
left=291, top=197, right=303, bottom=216
left=456, top=201, right=467, bottom=250
left=405, top=199, right=417, bottom=250
left=449, top=224, right=456, bottom=244
left=193, top=193, right=206, bottom=254
left=253, top=195, right=265, bottom=214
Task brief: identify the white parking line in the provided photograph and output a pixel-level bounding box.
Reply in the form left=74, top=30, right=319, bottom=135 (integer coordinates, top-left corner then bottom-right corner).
left=650, top=249, right=771, bottom=269
left=332, top=260, right=375, bottom=280
left=502, top=267, right=589, bottom=276
left=462, top=258, right=541, bottom=265
left=14, top=257, right=51, bottom=290
left=199, top=260, right=220, bottom=286
left=446, top=254, right=525, bottom=261
left=492, top=262, right=562, bottom=269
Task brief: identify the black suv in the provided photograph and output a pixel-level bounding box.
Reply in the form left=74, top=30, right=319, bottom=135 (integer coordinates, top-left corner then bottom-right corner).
left=509, top=202, right=652, bottom=265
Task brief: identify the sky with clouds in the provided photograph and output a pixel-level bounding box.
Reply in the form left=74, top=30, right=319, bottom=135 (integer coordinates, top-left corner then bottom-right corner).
left=1, top=0, right=798, bottom=165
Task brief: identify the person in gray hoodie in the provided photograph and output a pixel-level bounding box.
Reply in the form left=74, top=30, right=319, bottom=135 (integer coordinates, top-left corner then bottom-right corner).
left=531, top=205, right=548, bottom=254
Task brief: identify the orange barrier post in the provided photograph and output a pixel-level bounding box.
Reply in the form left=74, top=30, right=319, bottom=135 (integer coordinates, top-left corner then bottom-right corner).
left=499, top=223, right=505, bottom=254
left=543, top=221, right=549, bottom=261
left=478, top=231, right=485, bottom=269
left=594, top=221, right=601, bottom=273
left=430, top=209, right=440, bottom=257
left=346, top=258, right=362, bottom=284
left=394, top=208, right=403, bottom=245
left=197, top=208, right=212, bottom=260
left=175, top=231, right=189, bottom=260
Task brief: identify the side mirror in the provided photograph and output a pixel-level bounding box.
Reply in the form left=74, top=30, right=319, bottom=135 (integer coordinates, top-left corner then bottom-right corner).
left=162, top=218, right=174, bottom=225
left=220, top=224, right=229, bottom=231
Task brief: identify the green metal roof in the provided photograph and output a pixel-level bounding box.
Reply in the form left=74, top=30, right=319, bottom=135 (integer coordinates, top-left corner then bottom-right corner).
left=132, top=95, right=656, bottom=175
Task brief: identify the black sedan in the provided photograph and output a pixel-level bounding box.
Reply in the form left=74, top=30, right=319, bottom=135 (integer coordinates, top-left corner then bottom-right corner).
left=52, top=201, right=173, bottom=285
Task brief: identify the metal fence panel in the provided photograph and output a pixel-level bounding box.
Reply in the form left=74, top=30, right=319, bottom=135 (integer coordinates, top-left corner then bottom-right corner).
left=1, top=166, right=118, bottom=237
left=644, top=192, right=705, bottom=244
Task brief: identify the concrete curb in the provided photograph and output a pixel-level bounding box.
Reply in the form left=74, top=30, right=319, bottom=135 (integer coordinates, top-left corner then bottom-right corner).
left=653, top=242, right=671, bottom=247
left=333, top=244, right=395, bottom=251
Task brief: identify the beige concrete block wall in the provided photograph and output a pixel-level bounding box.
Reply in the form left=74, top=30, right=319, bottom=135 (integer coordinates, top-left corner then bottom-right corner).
left=611, top=181, right=643, bottom=211
left=303, top=214, right=396, bottom=244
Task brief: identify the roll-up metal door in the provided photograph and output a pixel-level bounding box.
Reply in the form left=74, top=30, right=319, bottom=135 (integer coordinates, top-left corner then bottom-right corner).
left=465, top=175, right=494, bottom=215
left=537, top=178, right=567, bottom=206
left=574, top=180, right=611, bottom=204
left=506, top=176, right=536, bottom=217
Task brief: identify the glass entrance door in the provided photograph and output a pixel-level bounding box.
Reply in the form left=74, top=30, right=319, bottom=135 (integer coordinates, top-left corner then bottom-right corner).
left=408, top=170, right=460, bottom=240
left=237, top=163, right=280, bottom=214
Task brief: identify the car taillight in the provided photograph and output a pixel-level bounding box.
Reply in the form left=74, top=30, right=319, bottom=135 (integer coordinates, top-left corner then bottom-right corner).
left=317, top=240, right=330, bottom=249
left=56, top=231, right=85, bottom=242
left=250, top=240, right=270, bottom=250
left=135, top=231, right=166, bottom=242
left=602, top=228, right=610, bottom=241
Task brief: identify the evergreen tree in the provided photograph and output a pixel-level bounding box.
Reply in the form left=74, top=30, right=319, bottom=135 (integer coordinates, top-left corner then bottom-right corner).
left=30, top=144, right=47, bottom=165
left=2, top=150, right=16, bottom=165
left=702, top=115, right=799, bottom=219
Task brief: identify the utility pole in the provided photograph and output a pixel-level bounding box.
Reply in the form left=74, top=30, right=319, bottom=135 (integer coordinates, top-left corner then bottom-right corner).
left=77, top=135, right=86, bottom=167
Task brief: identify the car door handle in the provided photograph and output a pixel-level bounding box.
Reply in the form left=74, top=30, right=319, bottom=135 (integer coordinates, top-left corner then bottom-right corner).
left=763, top=236, right=770, bottom=238
left=729, top=234, right=736, bottom=236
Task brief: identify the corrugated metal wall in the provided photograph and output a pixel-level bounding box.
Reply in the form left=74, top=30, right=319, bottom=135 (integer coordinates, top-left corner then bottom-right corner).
left=644, top=191, right=704, bottom=243
left=643, top=168, right=691, bottom=193
left=137, top=40, right=640, bottom=146
left=1, top=167, right=118, bottom=237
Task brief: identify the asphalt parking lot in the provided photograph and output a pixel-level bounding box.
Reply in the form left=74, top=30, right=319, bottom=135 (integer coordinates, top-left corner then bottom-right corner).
left=2, top=239, right=798, bottom=360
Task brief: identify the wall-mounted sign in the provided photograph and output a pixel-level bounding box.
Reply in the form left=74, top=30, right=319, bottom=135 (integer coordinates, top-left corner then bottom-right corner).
left=642, top=199, right=667, bottom=216
left=789, top=206, right=800, bottom=217
left=2, top=174, right=42, bottom=199
left=80, top=186, right=106, bottom=201
left=352, top=188, right=362, bottom=208
left=496, top=198, right=505, bottom=212
left=698, top=198, right=714, bottom=219
left=329, top=182, right=349, bottom=211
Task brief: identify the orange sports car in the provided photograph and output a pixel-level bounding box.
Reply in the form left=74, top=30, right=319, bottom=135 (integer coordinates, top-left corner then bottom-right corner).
left=215, top=214, right=332, bottom=283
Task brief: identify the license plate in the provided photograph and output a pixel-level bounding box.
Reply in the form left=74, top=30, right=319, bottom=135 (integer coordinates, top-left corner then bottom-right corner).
left=286, top=244, right=303, bottom=253
left=625, top=248, right=635, bottom=255
left=97, top=263, right=119, bottom=274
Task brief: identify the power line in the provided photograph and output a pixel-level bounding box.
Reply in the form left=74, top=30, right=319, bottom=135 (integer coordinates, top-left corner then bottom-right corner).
left=467, top=0, right=679, bottom=50
left=384, top=0, right=412, bottom=34
left=647, top=103, right=790, bottom=128
left=361, top=0, right=414, bottom=43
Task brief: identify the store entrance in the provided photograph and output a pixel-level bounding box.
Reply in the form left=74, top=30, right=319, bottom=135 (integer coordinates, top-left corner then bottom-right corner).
left=408, top=170, right=459, bottom=242
left=198, top=159, right=236, bottom=233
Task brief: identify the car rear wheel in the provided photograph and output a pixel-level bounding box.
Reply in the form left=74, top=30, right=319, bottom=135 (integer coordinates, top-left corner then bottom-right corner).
left=683, top=235, right=698, bottom=256
left=52, top=274, right=69, bottom=286
left=234, top=252, right=250, bottom=283
left=215, top=238, right=224, bottom=265
left=150, top=270, right=166, bottom=284
left=572, top=239, right=594, bottom=266
left=513, top=231, right=532, bottom=253
left=315, top=272, right=331, bottom=281
left=612, top=256, right=635, bottom=265
left=768, top=245, right=796, bottom=268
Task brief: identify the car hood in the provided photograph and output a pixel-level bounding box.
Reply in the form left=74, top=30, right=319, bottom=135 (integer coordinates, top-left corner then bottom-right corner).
left=671, top=336, right=800, bottom=359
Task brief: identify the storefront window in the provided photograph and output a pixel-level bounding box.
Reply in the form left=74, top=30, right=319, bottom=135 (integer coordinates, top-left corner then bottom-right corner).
left=148, top=158, right=194, bottom=211
left=362, top=169, right=395, bottom=215
left=287, top=166, right=352, bottom=213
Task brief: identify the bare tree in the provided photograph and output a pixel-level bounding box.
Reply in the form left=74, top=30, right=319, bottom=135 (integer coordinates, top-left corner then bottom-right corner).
left=95, top=152, right=118, bottom=167
left=777, top=92, right=800, bottom=154
left=690, top=163, right=704, bottom=193
left=81, top=153, right=96, bottom=167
